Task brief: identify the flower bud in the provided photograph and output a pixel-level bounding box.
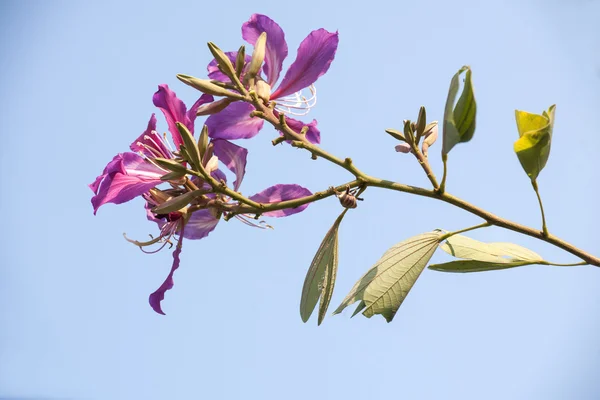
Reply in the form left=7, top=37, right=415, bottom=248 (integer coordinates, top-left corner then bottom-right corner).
left=255, top=79, right=272, bottom=103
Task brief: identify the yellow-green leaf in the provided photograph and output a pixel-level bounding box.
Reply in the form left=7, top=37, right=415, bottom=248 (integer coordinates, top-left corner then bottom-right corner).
left=513, top=105, right=556, bottom=180
left=442, top=66, right=477, bottom=155
left=300, top=211, right=346, bottom=325
left=333, top=230, right=443, bottom=323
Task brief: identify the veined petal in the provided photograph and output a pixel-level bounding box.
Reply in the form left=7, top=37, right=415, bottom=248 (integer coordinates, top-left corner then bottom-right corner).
left=271, top=29, right=338, bottom=99
left=153, top=84, right=193, bottom=148
left=90, top=153, right=164, bottom=214
left=249, top=184, right=312, bottom=217
left=285, top=117, right=320, bottom=144
left=205, top=102, right=264, bottom=140
left=89, top=154, right=123, bottom=193
left=242, top=14, right=288, bottom=87
left=212, top=139, right=247, bottom=191
left=129, top=114, right=172, bottom=159
left=149, top=230, right=184, bottom=315
left=183, top=209, right=220, bottom=240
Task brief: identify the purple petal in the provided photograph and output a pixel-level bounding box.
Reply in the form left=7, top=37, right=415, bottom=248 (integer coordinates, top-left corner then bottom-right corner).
left=212, top=139, right=247, bottom=191
left=152, top=84, right=193, bottom=148
left=285, top=117, right=320, bottom=144
left=149, top=232, right=184, bottom=315
left=271, top=29, right=339, bottom=100
left=187, top=94, right=214, bottom=122
left=89, top=154, right=123, bottom=193
left=129, top=114, right=172, bottom=159
left=205, top=102, right=264, bottom=140
left=183, top=209, right=220, bottom=240
left=249, top=184, right=312, bottom=217
left=90, top=153, right=164, bottom=214
left=242, top=14, right=288, bottom=87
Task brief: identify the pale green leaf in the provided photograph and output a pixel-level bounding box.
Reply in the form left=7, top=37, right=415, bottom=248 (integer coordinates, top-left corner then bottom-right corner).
left=300, top=211, right=345, bottom=324
left=442, top=66, right=477, bottom=155
left=513, top=105, right=556, bottom=180
left=488, top=242, right=543, bottom=261
left=440, top=234, right=544, bottom=263
left=333, top=231, right=443, bottom=323
left=428, top=259, right=536, bottom=273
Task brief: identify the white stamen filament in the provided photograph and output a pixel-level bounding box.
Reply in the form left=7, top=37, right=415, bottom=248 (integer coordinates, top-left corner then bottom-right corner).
left=274, top=85, right=317, bottom=116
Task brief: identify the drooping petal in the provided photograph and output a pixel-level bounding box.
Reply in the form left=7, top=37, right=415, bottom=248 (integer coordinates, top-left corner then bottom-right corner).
left=212, top=139, right=247, bottom=191
left=249, top=184, right=312, bottom=217
left=152, top=84, right=193, bottom=148
left=90, top=153, right=165, bottom=214
left=89, top=154, right=123, bottom=193
left=129, top=114, right=173, bottom=159
left=285, top=117, right=320, bottom=144
left=205, top=102, right=264, bottom=140
left=242, top=14, right=288, bottom=87
left=271, top=29, right=339, bottom=100
left=183, top=209, right=220, bottom=240
left=149, top=229, right=184, bottom=315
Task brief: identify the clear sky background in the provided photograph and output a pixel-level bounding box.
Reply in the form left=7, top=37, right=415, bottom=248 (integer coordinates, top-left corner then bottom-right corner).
left=1, top=1, right=599, bottom=399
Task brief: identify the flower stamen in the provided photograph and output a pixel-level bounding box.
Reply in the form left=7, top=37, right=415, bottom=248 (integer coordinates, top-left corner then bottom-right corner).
left=274, top=85, right=317, bottom=116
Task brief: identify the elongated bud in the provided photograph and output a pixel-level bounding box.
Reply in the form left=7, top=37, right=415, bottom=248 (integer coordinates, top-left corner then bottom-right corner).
left=403, top=119, right=415, bottom=144
left=207, top=42, right=237, bottom=81
left=416, top=106, right=426, bottom=142
left=235, top=45, right=246, bottom=77
left=196, top=98, right=232, bottom=116
left=255, top=79, right=271, bottom=103
left=160, top=170, right=188, bottom=181
left=385, top=128, right=406, bottom=142
left=177, top=74, right=245, bottom=100
left=198, top=125, right=209, bottom=159
left=153, top=157, right=189, bottom=174
left=421, top=122, right=438, bottom=157
left=246, top=32, right=266, bottom=83
left=176, top=122, right=201, bottom=171
left=152, top=190, right=205, bottom=214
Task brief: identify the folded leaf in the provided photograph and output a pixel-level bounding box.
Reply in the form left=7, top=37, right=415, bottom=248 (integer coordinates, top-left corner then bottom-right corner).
left=428, top=259, right=536, bottom=273
left=333, top=231, right=443, bottom=322
left=300, top=211, right=346, bottom=325
left=442, top=66, right=477, bottom=155
left=513, top=105, right=556, bottom=180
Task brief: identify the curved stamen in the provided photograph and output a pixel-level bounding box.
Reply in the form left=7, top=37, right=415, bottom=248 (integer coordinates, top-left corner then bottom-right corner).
left=274, top=85, right=317, bottom=116
left=234, top=214, right=274, bottom=229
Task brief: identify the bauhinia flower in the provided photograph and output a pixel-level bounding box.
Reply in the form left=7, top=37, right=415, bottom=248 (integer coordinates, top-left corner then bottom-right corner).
left=202, top=14, right=339, bottom=144
left=90, top=84, right=313, bottom=315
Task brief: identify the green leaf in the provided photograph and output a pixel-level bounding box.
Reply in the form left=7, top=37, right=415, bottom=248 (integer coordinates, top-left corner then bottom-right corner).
left=333, top=230, right=443, bottom=322
left=428, top=259, right=536, bottom=273
left=300, top=211, right=346, bottom=325
left=151, top=190, right=204, bottom=214
left=440, top=234, right=543, bottom=263
left=513, top=105, right=556, bottom=180
left=442, top=66, right=477, bottom=155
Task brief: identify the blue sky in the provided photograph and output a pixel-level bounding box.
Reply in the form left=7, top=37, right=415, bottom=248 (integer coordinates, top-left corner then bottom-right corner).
left=1, top=1, right=599, bottom=399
